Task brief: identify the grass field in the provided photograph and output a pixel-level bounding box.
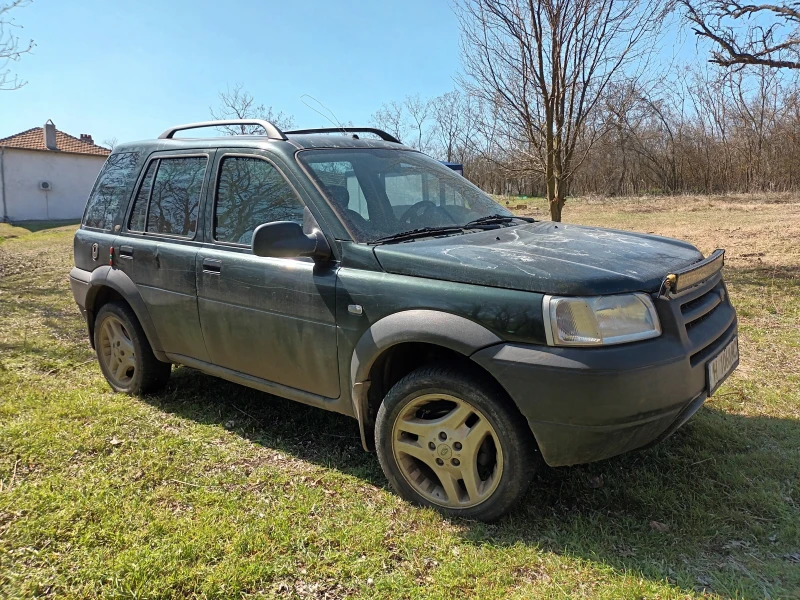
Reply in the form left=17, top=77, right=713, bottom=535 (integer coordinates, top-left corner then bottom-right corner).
left=1, top=196, right=798, bottom=599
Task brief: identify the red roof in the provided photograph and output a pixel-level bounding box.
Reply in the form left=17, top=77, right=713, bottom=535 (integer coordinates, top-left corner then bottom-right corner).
left=0, top=126, right=111, bottom=156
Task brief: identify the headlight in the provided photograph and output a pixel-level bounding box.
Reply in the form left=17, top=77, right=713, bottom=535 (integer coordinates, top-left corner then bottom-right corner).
left=542, top=293, right=661, bottom=346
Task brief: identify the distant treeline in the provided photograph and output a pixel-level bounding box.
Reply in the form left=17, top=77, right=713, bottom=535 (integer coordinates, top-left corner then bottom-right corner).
left=371, top=63, right=800, bottom=199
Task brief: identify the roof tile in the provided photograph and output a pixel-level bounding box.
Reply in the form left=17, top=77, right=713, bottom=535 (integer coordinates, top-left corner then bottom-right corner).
left=0, top=126, right=111, bottom=156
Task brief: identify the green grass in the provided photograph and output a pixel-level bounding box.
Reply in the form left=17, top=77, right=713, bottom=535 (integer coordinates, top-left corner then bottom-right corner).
left=1, top=205, right=798, bottom=599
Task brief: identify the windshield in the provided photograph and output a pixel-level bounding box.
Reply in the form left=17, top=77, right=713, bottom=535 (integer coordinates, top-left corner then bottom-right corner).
left=298, top=149, right=514, bottom=242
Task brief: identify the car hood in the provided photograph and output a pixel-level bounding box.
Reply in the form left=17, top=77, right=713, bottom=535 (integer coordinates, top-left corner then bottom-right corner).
left=372, top=222, right=704, bottom=295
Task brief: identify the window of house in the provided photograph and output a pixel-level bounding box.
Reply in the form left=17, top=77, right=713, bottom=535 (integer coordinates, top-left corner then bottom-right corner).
left=214, top=156, right=306, bottom=245
left=145, top=156, right=207, bottom=238
left=82, top=152, right=140, bottom=230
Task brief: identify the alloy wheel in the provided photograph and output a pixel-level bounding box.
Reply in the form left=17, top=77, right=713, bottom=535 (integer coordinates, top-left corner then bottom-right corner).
left=98, top=314, right=136, bottom=387
left=391, top=393, right=504, bottom=508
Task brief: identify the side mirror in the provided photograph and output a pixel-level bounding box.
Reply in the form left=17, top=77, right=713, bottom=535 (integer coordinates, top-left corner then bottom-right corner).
left=251, top=221, right=331, bottom=261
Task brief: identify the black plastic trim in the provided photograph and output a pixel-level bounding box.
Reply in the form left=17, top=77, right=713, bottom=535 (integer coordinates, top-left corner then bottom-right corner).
left=285, top=128, right=401, bottom=144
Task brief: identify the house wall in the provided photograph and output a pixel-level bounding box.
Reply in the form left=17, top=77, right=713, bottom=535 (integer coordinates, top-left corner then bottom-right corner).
left=0, top=148, right=107, bottom=221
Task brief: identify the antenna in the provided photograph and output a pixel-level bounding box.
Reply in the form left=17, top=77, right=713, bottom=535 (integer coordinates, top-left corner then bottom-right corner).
left=300, top=94, right=349, bottom=136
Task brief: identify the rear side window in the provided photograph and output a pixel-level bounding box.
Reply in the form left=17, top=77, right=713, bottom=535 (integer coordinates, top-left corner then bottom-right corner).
left=83, top=152, right=139, bottom=230
left=214, top=156, right=305, bottom=245
left=132, top=156, right=207, bottom=238
left=127, top=161, right=157, bottom=232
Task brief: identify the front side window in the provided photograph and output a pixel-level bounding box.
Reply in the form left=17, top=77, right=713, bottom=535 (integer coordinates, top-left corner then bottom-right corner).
left=146, top=156, right=207, bottom=237
left=299, top=149, right=511, bottom=242
left=83, top=152, right=140, bottom=230
left=214, top=156, right=305, bottom=245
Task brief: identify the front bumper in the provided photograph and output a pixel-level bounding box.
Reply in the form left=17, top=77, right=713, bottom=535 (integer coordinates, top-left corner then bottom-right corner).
left=471, top=280, right=737, bottom=467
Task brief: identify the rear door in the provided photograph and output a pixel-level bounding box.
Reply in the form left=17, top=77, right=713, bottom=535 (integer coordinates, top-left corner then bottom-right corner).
left=196, top=149, right=339, bottom=398
left=116, top=150, right=213, bottom=362
left=74, top=151, right=141, bottom=273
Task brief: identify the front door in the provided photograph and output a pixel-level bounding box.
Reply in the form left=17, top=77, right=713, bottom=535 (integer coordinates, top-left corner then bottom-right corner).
left=116, top=150, right=212, bottom=362
left=196, top=150, right=340, bottom=398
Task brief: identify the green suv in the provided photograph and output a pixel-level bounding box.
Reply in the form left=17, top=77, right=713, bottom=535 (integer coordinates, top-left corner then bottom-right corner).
left=70, top=120, right=739, bottom=520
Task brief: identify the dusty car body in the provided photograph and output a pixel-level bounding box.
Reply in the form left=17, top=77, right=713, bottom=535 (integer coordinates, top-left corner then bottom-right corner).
left=70, top=120, right=739, bottom=520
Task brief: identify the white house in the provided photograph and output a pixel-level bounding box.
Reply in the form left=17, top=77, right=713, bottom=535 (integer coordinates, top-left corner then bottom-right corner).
left=0, top=120, right=110, bottom=222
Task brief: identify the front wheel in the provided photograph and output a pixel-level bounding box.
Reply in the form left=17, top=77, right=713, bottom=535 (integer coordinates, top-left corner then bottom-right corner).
left=94, top=302, right=171, bottom=395
left=375, top=364, right=537, bottom=521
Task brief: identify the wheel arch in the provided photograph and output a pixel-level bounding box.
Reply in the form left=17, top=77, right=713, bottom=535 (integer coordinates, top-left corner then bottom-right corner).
left=83, top=266, right=167, bottom=361
left=350, top=310, right=503, bottom=450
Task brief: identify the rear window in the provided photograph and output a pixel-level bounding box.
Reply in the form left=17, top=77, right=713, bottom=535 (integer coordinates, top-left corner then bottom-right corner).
left=124, top=156, right=208, bottom=238
left=147, top=157, right=207, bottom=238
left=83, top=152, right=140, bottom=230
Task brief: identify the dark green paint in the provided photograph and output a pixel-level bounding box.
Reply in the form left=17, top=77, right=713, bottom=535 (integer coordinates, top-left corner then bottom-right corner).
left=373, top=221, right=704, bottom=296
left=70, top=131, right=738, bottom=467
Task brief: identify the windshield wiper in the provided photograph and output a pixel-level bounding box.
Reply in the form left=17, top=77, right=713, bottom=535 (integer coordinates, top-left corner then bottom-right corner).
left=371, top=226, right=467, bottom=245
left=462, top=214, right=536, bottom=228
left=370, top=216, right=536, bottom=245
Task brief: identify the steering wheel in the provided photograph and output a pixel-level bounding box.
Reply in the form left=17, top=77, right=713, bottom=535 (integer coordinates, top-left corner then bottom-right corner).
left=399, top=200, right=439, bottom=226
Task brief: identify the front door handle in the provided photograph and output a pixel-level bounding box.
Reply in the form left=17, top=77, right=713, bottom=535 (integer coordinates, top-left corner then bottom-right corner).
left=118, top=245, right=134, bottom=259
left=202, top=258, right=222, bottom=274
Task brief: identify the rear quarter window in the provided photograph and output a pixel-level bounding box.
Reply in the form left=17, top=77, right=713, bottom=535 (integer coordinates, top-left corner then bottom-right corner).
left=83, top=152, right=140, bottom=230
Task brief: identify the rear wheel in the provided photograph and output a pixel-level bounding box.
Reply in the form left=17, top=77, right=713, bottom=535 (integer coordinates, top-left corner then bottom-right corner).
left=375, top=364, right=537, bottom=521
left=94, top=302, right=171, bottom=395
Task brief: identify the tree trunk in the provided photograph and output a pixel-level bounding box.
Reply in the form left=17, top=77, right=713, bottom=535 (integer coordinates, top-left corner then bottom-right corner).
left=550, top=195, right=565, bottom=221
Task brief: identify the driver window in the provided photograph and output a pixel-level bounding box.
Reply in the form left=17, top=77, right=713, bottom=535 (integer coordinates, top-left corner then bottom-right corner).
left=214, top=156, right=305, bottom=245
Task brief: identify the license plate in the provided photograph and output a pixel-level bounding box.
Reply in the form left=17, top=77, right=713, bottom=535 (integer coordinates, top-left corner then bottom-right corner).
left=707, top=336, right=739, bottom=394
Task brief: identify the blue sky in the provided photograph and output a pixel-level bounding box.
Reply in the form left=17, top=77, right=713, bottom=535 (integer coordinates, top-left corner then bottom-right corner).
left=1, top=0, right=464, bottom=144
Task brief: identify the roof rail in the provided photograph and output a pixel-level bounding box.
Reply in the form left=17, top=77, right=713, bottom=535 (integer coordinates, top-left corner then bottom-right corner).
left=158, top=119, right=288, bottom=140
left=284, top=127, right=402, bottom=144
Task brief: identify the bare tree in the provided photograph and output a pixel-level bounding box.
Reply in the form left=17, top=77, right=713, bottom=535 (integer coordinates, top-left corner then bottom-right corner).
left=371, top=100, right=409, bottom=143
left=103, top=137, right=119, bottom=151
left=210, top=84, right=295, bottom=134
left=431, top=90, right=470, bottom=162
left=404, top=94, right=433, bottom=152
left=368, top=76, right=800, bottom=197
left=681, top=0, right=800, bottom=69
left=1, top=0, right=34, bottom=91
left=456, top=0, right=670, bottom=220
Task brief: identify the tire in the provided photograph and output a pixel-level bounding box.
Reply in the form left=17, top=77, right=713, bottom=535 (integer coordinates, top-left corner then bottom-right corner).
left=93, top=301, right=171, bottom=395
left=375, top=364, right=538, bottom=521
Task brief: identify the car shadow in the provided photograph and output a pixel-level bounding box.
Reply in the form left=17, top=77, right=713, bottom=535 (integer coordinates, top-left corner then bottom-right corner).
left=145, top=366, right=384, bottom=484
left=144, top=366, right=799, bottom=599
left=5, top=219, right=81, bottom=233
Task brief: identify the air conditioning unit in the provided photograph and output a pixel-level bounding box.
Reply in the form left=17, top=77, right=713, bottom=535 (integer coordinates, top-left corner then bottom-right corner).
left=39, top=181, right=52, bottom=191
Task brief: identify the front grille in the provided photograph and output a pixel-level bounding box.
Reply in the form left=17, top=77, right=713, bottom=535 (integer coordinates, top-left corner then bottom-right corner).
left=682, top=288, right=722, bottom=326
left=672, top=272, right=735, bottom=366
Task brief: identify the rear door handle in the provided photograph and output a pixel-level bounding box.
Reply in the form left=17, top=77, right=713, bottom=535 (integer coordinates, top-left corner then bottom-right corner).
left=118, top=245, right=134, bottom=259
left=202, top=258, right=222, bottom=274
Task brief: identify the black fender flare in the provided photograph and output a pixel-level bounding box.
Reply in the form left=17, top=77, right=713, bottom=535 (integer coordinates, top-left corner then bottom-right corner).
left=73, top=266, right=167, bottom=361
left=349, top=309, right=501, bottom=449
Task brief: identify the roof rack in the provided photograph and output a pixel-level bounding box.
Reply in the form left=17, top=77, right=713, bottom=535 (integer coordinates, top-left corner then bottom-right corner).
left=284, top=127, right=401, bottom=144
left=158, top=119, right=287, bottom=140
